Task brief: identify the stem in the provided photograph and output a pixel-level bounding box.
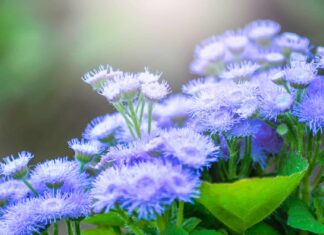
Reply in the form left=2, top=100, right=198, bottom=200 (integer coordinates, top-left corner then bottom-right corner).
left=65, top=220, right=73, bottom=235
left=176, top=201, right=184, bottom=227
left=116, top=207, right=144, bottom=235
left=54, top=223, right=59, bottom=235
left=313, top=165, right=324, bottom=188
left=226, top=138, right=238, bottom=180
left=22, top=178, right=38, bottom=196
left=240, top=136, right=252, bottom=177
left=114, top=103, right=136, bottom=139
left=79, top=162, right=85, bottom=172
left=128, top=100, right=141, bottom=138
left=139, top=96, right=146, bottom=125
left=147, top=102, right=153, bottom=134
left=156, top=214, right=166, bottom=235
left=74, top=221, right=81, bottom=235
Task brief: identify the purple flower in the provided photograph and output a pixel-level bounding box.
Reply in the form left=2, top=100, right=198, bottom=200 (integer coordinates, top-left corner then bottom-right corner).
left=222, top=29, right=249, bottom=54
left=141, top=80, right=171, bottom=101
left=91, top=160, right=200, bottom=219
left=284, top=60, right=318, bottom=88
left=137, top=69, right=161, bottom=84
left=182, top=77, right=217, bottom=96
left=275, top=32, right=310, bottom=53
left=194, top=36, right=226, bottom=62
left=82, top=113, right=123, bottom=141
left=0, top=151, right=33, bottom=179
left=161, top=128, right=219, bottom=170
left=293, top=93, right=324, bottom=134
left=228, top=119, right=262, bottom=138
left=220, top=61, right=260, bottom=82
left=246, top=19, right=281, bottom=44
left=30, top=158, right=88, bottom=193
left=0, top=179, right=31, bottom=207
left=307, top=76, right=324, bottom=95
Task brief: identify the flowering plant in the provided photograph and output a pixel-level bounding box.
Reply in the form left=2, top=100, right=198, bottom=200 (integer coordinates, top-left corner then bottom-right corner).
left=0, top=19, right=323, bottom=235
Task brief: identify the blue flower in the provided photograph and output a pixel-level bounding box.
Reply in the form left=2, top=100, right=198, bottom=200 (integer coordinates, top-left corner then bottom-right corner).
left=30, top=158, right=88, bottom=193
left=246, top=20, right=281, bottom=44
left=284, top=60, right=318, bottom=88
left=222, top=29, right=249, bottom=54
left=92, top=160, right=200, bottom=220
left=293, top=93, right=324, bottom=134
left=141, top=80, right=171, bottom=101
left=0, top=151, right=33, bottom=179
left=161, top=128, right=219, bottom=170
left=228, top=119, right=262, bottom=138
left=307, top=76, right=324, bottom=95
left=82, top=65, right=123, bottom=90
left=68, top=138, right=107, bottom=164
left=0, top=179, right=31, bottom=207
left=194, top=36, right=226, bottom=62
left=220, top=61, right=260, bottom=82
left=275, top=32, right=310, bottom=54
left=82, top=113, right=123, bottom=141
left=182, top=77, right=217, bottom=96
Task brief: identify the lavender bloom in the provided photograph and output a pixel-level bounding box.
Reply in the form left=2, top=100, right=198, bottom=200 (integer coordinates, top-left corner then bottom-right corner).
left=228, top=119, right=262, bottom=138
left=82, top=113, right=123, bottom=141
left=141, top=80, right=171, bottom=101
left=161, top=128, right=219, bottom=170
left=30, top=158, right=88, bottom=192
left=182, top=77, right=217, bottom=96
left=68, top=138, right=107, bottom=164
left=154, top=95, right=192, bottom=128
left=194, top=36, right=226, bottom=62
left=253, top=122, right=283, bottom=154
left=284, top=60, right=318, bottom=88
left=82, top=65, right=123, bottom=90
left=222, top=30, right=249, bottom=54
left=220, top=61, right=260, bottom=82
left=0, top=151, right=33, bottom=179
left=275, top=32, right=310, bottom=54
left=307, top=76, right=324, bottom=95
left=92, top=160, right=200, bottom=219
left=137, top=69, right=161, bottom=84
left=246, top=19, right=281, bottom=44
left=0, top=179, right=31, bottom=207
left=264, top=51, right=285, bottom=65
left=293, top=93, right=324, bottom=134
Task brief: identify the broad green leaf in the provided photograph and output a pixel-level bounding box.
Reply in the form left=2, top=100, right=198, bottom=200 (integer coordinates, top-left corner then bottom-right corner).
left=83, top=212, right=124, bottom=227
left=182, top=217, right=201, bottom=232
left=245, top=222, right=280, bottom=235
left=196, top=154, right=307, bottom=233
left=287, top=198, right=324, bottom=234
left=165, top=224, right=189, bottom=235
left=190, top=229, right=223, bottom=235
left=82, top=227, right=119, bottom=235
left=279, top=153, right=308, bottom=176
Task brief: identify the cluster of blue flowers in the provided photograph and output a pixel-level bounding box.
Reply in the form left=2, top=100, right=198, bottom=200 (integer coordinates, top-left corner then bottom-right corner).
left=0, top=19, right=323, bottom=235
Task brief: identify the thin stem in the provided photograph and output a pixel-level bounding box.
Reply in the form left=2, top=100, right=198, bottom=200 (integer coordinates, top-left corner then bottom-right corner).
left=176, top=201, right=184, bottom=227
left=226, top=138, right=238, bottom=180
left=115, top=207, right=144, bottom=235
left=313, top=165, right=324, bottom=189
left=65, top=220, right=73, bottom=235
left=79, top=162, right=85, bottom=172
left=139, top=97, right=145, bottom=125
left=128, top=100, right=141, bottom=138
left=147, top=102, right=153, bottom=134
left=22, top=178, right=38, bottom=196
left=114, top=103, right=136, bottom=139
left=156, top=214, right=166, bottom=235
left=54, top=223, right=59, bottom=235
left=240, top=136, right=252, bottom=177
left=74, top=221, right=81, bottom=235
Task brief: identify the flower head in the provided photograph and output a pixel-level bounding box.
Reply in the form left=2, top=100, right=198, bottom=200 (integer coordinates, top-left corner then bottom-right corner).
left=141, top=80, right=171, bottom=101
left=161, top=128, right=219, bottom=169
left=82, top=65, right=123, bottom=90
left=307, top=77, right=324, bottom=95
left=246, top=19, right=281, bottom=44
left=30, top=158, right=88, bottom=192
left=0, top=179, right=31, bottom=207
left=182, top=77, right=217, bottom=96
left=82, top=113, right=123, bottom=141
left=284, top=61, right=318, bottom=88
left=228, top=119, right=262, bottom=138
left=68, top=138, right=107, bottom=164
left=293, top=93, right=324, bottom=134
left=91, top=160, right=200, bottom=219
left=220, top=61, right=260, bottom=82
left=222, top=29, right=249, bottom=54
left=275, top=32, right=310, bottom=53
left=194, top=36, right=226, bottom=61
left=137, top=69, right=161, bottom=84
left=0, top=151, right=33, bottom=179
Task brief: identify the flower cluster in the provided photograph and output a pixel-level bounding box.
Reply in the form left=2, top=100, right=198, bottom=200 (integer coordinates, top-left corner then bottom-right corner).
left=0, top=19, right=323, bottom=235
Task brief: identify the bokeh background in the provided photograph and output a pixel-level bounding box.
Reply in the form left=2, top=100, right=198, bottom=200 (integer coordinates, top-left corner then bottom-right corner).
left=1, top=0, right=323, bottom=162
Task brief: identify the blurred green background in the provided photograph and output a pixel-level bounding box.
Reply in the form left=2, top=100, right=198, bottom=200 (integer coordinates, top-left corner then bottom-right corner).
left=0, top=0, right=323, bottom=161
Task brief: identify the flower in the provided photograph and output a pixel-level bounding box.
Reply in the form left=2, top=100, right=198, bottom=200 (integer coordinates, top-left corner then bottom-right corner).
left=82, top=113, right=123, bottom=141
left=307, top=77, right=324, bottom=95
left=182, top=77, right=217, bottom=95
left=30, top=158, right=88, bottom=192
left=194, top=36, right=226, bottom=61
left=0, top=151, right=33, bottom=179
left=228, top=119, right=262, bottom=138
left=293, top=92, right=324, bottom=134
left=222, top=30, right=249, bottom=54
left=91, top=160, right=200, bottom=219
left=161, top=128, right=219, bottom=169
left=220, top=61, right=260, bottom=82
left=0, top=179, right=31, bottom=207
left=68, top=138, right=107, bottom=164
left=82, top=65, right=123, bottom=90
left=141, top=80, right=171, bottom=101
left=284, top=61, right=318, bottom=88
left=264, top=52, right=285, bottom=65
left=275, top=32, right=310, bottom=53
left=137, top=69, right=161, bottom=84
left=246, top=19, right=281, bottom=44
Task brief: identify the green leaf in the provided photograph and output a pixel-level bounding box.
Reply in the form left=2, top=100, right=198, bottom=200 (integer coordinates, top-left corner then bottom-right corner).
left=287, top=198, right=324, bottom=234
left=245, top=222, right=280, bottom=235
left=196, top=154, right=307, bottom=233
left=83, top=212, right=124, bottom=227
left=165, top=224, right=189, bottom=235
left=190, top=229, right=223, bottom=235
left=82, top=227, right=120, bottom=235
left=182, top=217, right=202, bottom=232
left=279, top=153, right=308, bottom=176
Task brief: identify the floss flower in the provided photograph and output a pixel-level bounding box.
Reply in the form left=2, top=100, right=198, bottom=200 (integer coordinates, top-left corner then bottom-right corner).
left=0, top=151, right=33, bottom=179
left=220, top=61, right=260, bottom=82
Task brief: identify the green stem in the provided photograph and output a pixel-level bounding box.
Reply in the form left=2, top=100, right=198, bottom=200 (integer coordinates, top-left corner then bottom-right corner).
left=156, top=214, right=166, bottom=235
left=79, top=162, right=85, bottom=172
left=240, top=136, right=252, bottom=177
left=74, top=221, right=81, bottom=235
left=116, top=207, right=144, bottom=235
left=65, top=220, right=73, bottom=235
left=139, top=96, right=146, bottom=125
left=176, top=201, right=184, bottom=227
left=54, top=223, right=59, bottom=235
left=128, top=100, right=141, bottom=138
left=147, top=102, right=153, bottom=134
left=114, top=102, right=136, bottom=139
left=22, top=178, right=38, bottom=196
left=226, top=138, right=238, bottom=180
left=313, top=165, right=324, bottom=189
